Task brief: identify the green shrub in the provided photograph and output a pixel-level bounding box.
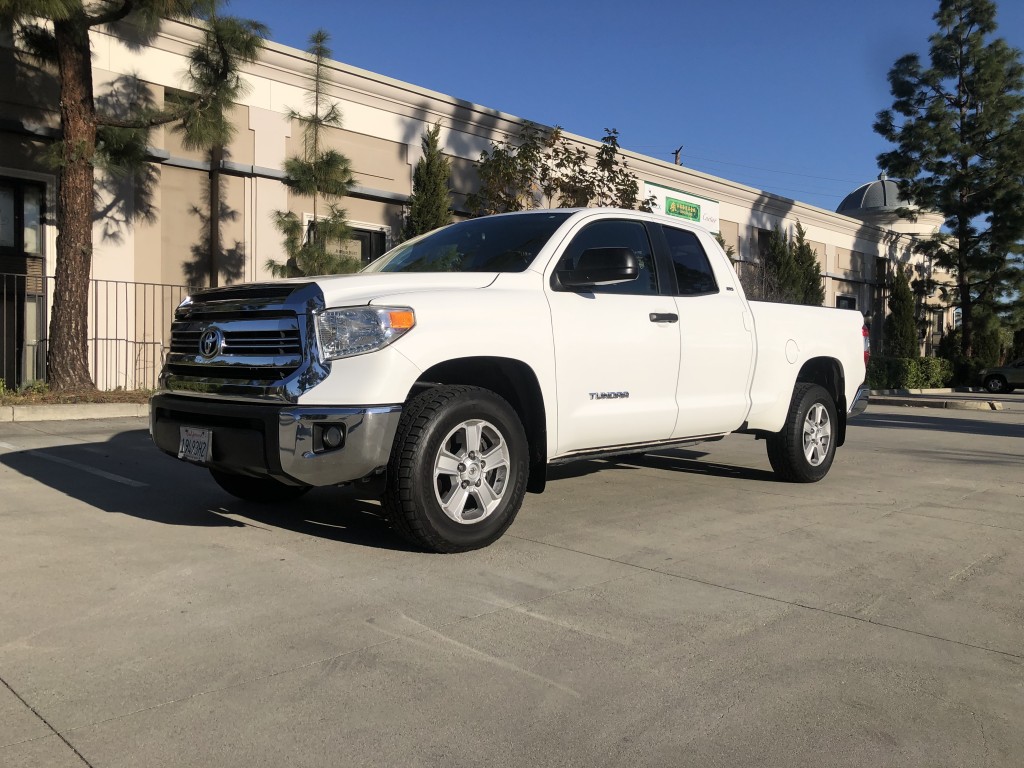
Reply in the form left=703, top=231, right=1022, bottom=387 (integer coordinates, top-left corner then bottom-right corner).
left=950, top=358, right=988, bottom=388
left=867, top=356, right=953, bottom=389
left=19, top=380, right=48, bottom=395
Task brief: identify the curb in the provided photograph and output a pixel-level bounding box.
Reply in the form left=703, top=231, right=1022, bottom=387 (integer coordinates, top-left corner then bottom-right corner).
left=0, top=403, right=149, bottom=424
left=869, top=396, right=1003, bottom=411
left=869, top=387, right=981, bottom=396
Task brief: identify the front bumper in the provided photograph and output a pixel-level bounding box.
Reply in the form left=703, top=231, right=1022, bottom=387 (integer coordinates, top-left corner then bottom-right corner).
left=150, top=393, right=402, bottom=486
left=848, top=386, right=869, bottom=418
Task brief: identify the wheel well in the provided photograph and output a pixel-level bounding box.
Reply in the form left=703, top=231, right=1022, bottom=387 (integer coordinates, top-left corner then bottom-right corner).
left=797, top=357, right=848, bottom=446
left=412, top=357, right=547, bottom=493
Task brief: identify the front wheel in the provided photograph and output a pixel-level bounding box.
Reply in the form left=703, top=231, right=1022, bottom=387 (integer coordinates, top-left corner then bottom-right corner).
left=383, top=385, right=529, bottom=553
left=766, top=383, right=838, bottom=483
left=209, top=468, right=312, bottom=503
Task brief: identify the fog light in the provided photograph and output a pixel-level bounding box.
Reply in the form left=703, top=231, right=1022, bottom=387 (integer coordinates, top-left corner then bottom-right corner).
left=323, top=425, right=344, bottom=450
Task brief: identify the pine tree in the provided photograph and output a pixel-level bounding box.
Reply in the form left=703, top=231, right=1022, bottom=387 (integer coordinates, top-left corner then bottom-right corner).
left=266, top=30, right=357, bottom=277
left=744, top=224, right=823, bottom=306
left=0, top=0, right=269, bottom=390
left=759, top=226, right=799, bottom=303
left=403, top=122, right=452, bottom=240
left=714, top=233, right=737, bottom=263
left=792, top=223, right=824, bottom=306
left=885, top=265, right=918, bottom=358
left=874, top=0, right=1024, bottom=360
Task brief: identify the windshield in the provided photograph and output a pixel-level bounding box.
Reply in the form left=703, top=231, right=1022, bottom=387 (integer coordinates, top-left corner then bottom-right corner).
left=364, top=212, right=573, bottom=273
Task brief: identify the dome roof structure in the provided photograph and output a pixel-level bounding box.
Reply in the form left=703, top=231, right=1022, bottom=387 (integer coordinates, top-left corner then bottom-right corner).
left=836, top=173, right=911, bottom=217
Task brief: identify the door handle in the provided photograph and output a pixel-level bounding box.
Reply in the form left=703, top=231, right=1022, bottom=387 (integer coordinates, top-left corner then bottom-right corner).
left=649, top=313, right=678, bottom=323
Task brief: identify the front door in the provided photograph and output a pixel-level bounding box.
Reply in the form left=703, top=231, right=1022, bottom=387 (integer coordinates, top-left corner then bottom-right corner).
left=545, top=217, right=681, bottom=455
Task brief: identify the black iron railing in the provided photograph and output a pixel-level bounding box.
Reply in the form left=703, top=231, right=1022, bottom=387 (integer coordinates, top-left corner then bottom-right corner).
left=1, top=273, right=190, bottom=392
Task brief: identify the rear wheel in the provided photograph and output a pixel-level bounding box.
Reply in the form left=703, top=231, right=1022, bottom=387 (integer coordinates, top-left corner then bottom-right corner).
left=766, top=383, right=838, bottom=483
left=383, top=385, right=528, bottom=553
left=209, top=468, right=311, bottom=503
left=984, top=375, right=1008, bottom=394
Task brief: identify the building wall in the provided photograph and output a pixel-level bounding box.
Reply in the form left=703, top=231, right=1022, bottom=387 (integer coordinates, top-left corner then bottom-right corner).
left=0, top=17, right=953, bottom=389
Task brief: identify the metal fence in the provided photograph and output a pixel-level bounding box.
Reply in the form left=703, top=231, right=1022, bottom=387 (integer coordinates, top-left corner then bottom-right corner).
left=1, top=273, right=190, bottom=392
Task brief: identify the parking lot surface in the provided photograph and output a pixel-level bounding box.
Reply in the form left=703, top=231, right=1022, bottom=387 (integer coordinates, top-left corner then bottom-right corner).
left=1, top=404, right=1022, bottom=767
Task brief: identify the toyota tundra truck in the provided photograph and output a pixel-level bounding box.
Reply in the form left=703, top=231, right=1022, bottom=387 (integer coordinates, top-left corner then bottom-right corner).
left=151, top=208, right=869, bottom=552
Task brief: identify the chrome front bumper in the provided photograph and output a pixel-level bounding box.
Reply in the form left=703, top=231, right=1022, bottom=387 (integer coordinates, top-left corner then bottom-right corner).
left=150, top=394, right=402, bottom=486
left=848, top=386, right=869, bottom=418
left=277, top=405, right=403, bottom=485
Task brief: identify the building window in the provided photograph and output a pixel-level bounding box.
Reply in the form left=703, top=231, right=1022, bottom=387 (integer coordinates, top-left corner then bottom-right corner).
left=350, top=227, right=389, bottom=264
left=836, top=295, right=857, bottom=310
left=303, top=215, right=391, bottom=265
left=1, top=176, right=47, bottom=390
left=756, top=228, right=773, bottom=259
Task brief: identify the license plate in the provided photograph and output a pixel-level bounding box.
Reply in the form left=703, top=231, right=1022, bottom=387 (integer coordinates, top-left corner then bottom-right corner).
left=178, top=426, right=213, bottom=463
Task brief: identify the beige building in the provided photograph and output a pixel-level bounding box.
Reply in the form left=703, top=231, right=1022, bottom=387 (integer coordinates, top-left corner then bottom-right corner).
left=0, top=17, right=949, bottom=391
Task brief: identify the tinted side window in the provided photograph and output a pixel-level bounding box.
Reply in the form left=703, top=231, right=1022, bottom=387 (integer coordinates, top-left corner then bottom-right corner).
left=663, top=226, right=718, bottom=296
left=558, top=220, right=658, bottom=295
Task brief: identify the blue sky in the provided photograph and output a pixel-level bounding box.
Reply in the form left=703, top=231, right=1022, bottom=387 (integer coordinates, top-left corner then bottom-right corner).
left=237, top=0, right=1024, bottom=213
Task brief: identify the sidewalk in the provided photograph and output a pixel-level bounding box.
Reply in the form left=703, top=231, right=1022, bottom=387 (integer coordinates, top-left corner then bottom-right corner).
left=0, top=402, right=149, bottom=423
left=868, top=388, right=1018, bottom=412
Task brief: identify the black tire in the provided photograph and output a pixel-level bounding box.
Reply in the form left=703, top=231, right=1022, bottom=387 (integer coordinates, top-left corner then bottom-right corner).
left=383, top=385, right=529, bottom=553
left=766, top=383, right=838, bottom=483
left=209, top=468, right=312, bottom=503
left=984, top=375, right=1008, bottom=394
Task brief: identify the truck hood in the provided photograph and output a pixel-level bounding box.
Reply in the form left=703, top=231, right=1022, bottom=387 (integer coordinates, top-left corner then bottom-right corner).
left=314, top=272, right=497, bottom=307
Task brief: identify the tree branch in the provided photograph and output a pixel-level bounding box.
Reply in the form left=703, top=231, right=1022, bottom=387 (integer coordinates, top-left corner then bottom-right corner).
left=86, top=1, right=136, bottom=28
left=97, top=105, right=186, bottom=129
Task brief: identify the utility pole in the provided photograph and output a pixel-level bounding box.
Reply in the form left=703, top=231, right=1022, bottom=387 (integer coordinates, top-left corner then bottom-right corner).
left=672, top=145, right=683, bottom=166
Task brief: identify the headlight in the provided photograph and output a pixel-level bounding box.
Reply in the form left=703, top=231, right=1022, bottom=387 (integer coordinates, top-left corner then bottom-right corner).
left=315, top=307, right=415, bottom=361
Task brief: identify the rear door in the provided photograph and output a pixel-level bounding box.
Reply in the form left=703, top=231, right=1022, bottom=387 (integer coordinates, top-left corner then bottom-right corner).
left=1008, top=359, right=1024, bottom=387
left=655, top=224, right=755, bottom=437
left=545, top=216, right=681, bottom=455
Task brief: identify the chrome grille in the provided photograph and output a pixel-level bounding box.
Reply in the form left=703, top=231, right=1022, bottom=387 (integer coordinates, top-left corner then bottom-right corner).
left=169, top=322, right=303, bottom=357
left=161, top=282, right=327, bottom=397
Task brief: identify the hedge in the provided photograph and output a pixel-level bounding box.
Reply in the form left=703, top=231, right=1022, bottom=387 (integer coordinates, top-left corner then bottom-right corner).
left=866, top=356, right=954, bottom=390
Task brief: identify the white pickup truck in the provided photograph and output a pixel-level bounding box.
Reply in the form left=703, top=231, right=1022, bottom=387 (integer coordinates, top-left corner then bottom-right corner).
left=151, top=208, right=868, bottom=552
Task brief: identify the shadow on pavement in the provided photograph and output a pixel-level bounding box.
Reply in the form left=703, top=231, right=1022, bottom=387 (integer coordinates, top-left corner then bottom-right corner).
left=3, top=429, right=789, bottom=548
left=0, top=429, right=415, bottom=551
left=854, top=411, right=1024, bottom=439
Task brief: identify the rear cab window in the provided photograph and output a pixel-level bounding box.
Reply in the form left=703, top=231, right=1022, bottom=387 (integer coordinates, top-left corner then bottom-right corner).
left=661, top=225, right=719, bottom=296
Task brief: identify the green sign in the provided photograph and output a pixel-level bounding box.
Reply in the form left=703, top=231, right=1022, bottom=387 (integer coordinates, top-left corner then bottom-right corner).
left=665, top=197, right=700, bottom=222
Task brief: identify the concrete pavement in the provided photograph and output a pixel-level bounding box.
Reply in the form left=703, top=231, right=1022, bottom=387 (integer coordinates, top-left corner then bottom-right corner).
left=0, top=406, right=1022, bottom=767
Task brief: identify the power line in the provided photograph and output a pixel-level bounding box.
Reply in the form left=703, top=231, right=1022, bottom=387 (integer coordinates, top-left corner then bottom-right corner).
left=686, top=154, right=864, bottom=184
left=625, top=145, right=865, bottom=185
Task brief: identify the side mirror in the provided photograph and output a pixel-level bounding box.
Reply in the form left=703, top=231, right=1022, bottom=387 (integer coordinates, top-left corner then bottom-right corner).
left=558, top=247, right=639, bottom=289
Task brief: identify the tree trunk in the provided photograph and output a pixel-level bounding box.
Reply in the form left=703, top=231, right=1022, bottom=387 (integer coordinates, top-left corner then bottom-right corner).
left=958, top=267, right=974, bottom=359
left=208, top=144, right=222, bottom=287
left=47, top=14, right=98, bottom=391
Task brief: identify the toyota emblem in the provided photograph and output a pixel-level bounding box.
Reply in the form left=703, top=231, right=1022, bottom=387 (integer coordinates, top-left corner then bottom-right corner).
left=198, top=328, right=223, bottom=359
